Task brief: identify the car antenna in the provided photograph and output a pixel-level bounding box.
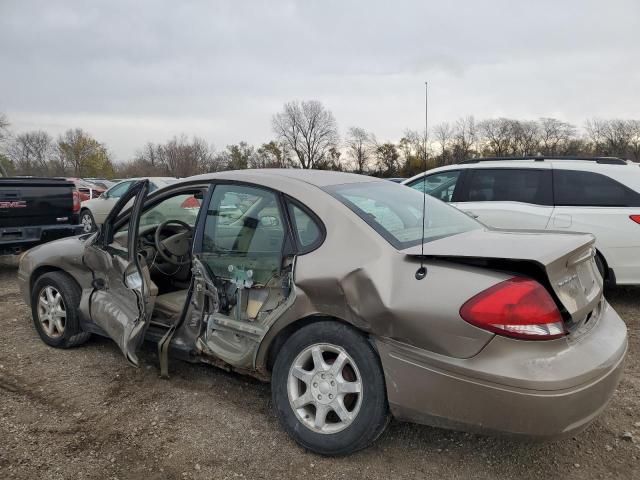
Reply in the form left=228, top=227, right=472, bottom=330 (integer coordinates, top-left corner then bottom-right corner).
left=415, top=81, right=428, bottom=281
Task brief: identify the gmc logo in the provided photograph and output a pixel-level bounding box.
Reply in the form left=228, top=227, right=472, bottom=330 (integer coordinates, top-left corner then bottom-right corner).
left=0, top=201, right=27, bottom=208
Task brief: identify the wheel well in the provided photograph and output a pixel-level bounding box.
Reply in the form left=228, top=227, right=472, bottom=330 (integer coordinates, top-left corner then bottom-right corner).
left=265, top=315, right=366, bottom=372
left=595, top=249, right=615, bottom=287
left=30, top=266, right=65, bottom=292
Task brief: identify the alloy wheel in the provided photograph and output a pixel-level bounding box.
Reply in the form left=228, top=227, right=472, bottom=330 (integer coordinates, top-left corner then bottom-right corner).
left=37, top=286, right=66, bottom=338
left=80, top=212, right=94, bottom=232
left=287, top=343, right=363, bottom=434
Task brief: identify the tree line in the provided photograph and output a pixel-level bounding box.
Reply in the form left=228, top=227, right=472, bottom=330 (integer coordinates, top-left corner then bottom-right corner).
left=1, top=104, right=639, bottom=180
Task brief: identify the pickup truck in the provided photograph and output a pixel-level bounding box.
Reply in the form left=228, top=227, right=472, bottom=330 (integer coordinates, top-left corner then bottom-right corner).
left=0, top=174, right=82, bottom=255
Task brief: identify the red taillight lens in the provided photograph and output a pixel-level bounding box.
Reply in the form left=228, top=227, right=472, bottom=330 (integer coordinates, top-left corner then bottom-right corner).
left=180, top=196, right=201, bottom=209
left=630, top=215, right=640, bottom=225
left=72, top=190, right=81, bottom=213
left=460, top=277, right=566, bottom=340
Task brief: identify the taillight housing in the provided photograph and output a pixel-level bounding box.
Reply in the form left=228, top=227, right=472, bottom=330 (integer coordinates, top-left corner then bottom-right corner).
left=180, top=196, right=201, bottom=209
left=72, top=190, right=81, bottom=213
left=460, top=277, right=566, bottom=341
left=630, top=215, right=640, bottom=225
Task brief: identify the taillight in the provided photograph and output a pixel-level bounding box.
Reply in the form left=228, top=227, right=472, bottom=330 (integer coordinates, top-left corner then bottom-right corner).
left=631, top=215, right=640, bottom=224
left=72, top=190, right=81, bottom=213
left=180, top=196, right=201, bottom=209
left=460, top=277, right=566, bottom=340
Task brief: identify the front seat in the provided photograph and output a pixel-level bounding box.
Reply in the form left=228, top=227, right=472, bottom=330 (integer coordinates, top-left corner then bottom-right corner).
left=153, top=289, right=189, bottom=320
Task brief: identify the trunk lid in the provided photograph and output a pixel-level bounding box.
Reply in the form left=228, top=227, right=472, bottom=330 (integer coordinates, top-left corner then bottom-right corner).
left=403, top=229, right=603, bottom=328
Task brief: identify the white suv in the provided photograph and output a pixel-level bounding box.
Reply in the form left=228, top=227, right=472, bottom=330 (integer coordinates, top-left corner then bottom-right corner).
left=404, top=157, right=640, bottom=285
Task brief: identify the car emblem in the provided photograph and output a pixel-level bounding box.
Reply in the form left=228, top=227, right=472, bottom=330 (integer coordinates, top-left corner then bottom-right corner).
left=0, top=200, right=27, bottom=208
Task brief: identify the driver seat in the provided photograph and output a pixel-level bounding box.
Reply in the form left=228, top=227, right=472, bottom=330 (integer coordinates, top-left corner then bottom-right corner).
left=153, top=289, right=189, bottom=320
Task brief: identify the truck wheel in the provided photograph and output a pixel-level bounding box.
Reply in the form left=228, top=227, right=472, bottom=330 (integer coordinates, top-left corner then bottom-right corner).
left=31, top=272, right=91, bottom=348
left=80, top=209, right=96, bottom=233
left=272, top=321, right=390, bottom=456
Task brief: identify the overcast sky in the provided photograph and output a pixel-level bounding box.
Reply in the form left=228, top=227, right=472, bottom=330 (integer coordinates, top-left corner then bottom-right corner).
left=1, top=0, right=639, bottom=161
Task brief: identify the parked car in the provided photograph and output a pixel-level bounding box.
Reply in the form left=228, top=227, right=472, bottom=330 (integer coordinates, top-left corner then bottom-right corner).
left=18, top=170, right=627, bottom=455
left=1, top=176, right=81, bottom=255
left=404, top=156, right=640, bottom=286
left=66, top=177, right=105, bottom=202
left=84, top=178, right=116, bottom=190
left=79, top=177, right=178, bottom=232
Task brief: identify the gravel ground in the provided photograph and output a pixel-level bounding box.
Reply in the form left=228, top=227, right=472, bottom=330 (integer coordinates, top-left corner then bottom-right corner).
left=0, top=256, right=638, bottom=480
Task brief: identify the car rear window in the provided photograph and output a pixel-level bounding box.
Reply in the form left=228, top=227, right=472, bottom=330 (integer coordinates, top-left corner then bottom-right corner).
left=325, top=182, right=482, bottom=249
left=554, top=170, right=640, bottom=207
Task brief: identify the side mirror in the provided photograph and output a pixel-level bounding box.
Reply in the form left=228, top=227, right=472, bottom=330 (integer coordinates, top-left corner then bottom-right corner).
left=100, top=191, right=108, bottom=199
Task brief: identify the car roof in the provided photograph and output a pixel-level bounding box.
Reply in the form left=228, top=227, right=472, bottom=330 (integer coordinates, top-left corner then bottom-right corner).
left=188, top=169, right=382, bottom=188
left=112, top=177, right=176, bottom=185
left=404, top=157, right=640, bottom=190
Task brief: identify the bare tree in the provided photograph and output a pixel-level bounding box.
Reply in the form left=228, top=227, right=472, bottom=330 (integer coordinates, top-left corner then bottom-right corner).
left=539, top=118, right=576, bottom=155
left=159, top=136, right=215, bottom=177
left=6, top=131, right=53, bottom=175
left=272, top=100, right=339, bottom=169
left=628, top=120, right=640, bottom=162
left=345, top=127, right=372, bottom=174
left=511, top=120, right=541, bottom=155
left=0, top=113, right=10, bottom=145
left=451, top=116, right=477, bottom=162
left=479, top=118, right=514, bottom=156
left=433, top=122, right=453, bottom=166
left=585, top=118, right=634, bottom=156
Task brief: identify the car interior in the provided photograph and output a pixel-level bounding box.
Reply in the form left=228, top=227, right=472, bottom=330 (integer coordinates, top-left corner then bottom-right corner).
left=111, top=188, right=206, bottom=326
left=112, top=184, right=295, bottom=331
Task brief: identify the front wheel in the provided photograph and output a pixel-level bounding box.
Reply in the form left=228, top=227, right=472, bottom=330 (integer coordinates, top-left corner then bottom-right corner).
left=272, top=321, right=390, bottom=456
left=31, top=272, right=91, bottom=348
left=79, top=209, right=96, bottom=233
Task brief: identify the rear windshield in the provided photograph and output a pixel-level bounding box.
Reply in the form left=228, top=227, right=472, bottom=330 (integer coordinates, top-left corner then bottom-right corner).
left=325, top=181, right=482, bottom=249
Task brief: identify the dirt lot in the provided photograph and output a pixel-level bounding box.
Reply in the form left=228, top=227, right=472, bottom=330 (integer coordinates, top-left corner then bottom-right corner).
left=0, top=258, right=638, bottom=480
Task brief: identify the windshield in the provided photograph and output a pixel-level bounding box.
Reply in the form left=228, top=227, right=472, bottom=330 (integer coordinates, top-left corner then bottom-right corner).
left=325, top=181, right=482, bottom=249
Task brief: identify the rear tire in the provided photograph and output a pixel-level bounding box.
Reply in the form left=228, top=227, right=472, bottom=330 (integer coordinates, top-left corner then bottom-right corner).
left=79, top=209, right=96, bottom=233
left=272, top=321, right=390, bottom=456
left=31, top=272, right=91, bottom=348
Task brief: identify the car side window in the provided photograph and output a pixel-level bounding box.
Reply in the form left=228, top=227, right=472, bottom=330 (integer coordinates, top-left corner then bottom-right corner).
left=464, top=169, right=552, bottom=205
left=408, top=171, right=460, bottom=202
left=107, top=181, right=132, bottom=198
left=554, top=170, right=640, bottom=207
left=201, top=184, right=286, bottom=284
left=287, top=201, right=323, bottom=252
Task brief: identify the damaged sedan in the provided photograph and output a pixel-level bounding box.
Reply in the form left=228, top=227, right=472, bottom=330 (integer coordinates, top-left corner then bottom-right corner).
left=18, top=170, right=627, bottom=455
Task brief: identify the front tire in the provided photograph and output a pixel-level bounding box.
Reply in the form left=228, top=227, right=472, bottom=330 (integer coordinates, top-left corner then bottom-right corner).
left=272, top=321, right=390, bottom=456
left=79, top=209, right=96, bottom=233
left=31, top=272, right=91, bottom=348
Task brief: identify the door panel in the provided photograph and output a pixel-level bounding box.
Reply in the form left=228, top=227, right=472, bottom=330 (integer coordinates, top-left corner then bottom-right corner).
left=83, top=180, right=150, bottom=366
left=93, top=198, right=118, bottom=224
left=454, top=201, right=554, bottom=229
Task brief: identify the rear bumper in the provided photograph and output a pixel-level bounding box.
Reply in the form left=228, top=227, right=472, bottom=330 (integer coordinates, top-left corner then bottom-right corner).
left=376, top=301, right=627, bottom=439
left=0, top=223, right=82, bottom=255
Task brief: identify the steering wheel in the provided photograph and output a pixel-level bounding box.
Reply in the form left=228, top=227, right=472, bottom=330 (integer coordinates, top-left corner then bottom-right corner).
left=154, top=219, right=193, bottom=266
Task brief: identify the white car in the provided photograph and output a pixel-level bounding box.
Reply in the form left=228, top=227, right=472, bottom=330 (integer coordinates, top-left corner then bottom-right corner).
left=404, top=156, right=640, bottom=285
left=79, top=177, right=179, bottom=232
